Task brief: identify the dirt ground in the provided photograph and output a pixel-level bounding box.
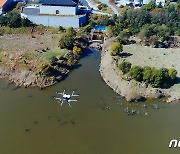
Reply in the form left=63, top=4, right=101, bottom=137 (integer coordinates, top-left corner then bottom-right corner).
left=0, top=30, right=69, bottom=88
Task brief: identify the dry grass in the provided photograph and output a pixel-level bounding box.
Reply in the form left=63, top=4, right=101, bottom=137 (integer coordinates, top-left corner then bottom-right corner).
left=0, top=29, right=68, bottom=71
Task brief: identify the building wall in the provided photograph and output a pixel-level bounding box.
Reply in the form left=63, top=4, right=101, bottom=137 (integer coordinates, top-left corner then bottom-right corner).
left=143, top=0, right=155, bottom=4
left=22, top=14, right=87, bottom=28
left=40, top=5, right=77, bottom=15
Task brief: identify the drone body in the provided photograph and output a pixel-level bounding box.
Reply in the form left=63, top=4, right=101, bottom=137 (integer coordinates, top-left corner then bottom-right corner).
left=54, top=90, right=79, bottom=107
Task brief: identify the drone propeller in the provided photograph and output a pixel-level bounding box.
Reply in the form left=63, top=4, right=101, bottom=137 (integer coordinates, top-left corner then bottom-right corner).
left=71, top=91, right=79, bottom=97
left=60, top=99, right=65, bottom=106
left=54, top=96, right=61, bottom=101
left=56, top=89, right=66, bottom=95
left=68, top=99, right=78, bottom=102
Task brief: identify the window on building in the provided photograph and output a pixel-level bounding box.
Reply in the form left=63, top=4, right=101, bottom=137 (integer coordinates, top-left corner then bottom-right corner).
left=56, top=10, right=59, bottom=14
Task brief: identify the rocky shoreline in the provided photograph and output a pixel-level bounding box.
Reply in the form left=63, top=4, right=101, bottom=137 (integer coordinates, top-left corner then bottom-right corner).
left=99, top=38, right=180, bottom=103
left=0, top=64, right=69, bottom=89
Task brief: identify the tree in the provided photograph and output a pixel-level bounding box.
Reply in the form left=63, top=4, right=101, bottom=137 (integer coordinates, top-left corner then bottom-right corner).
left=21, top=18, right=32, bottom=27
left=119, top=61, right=132, bottom=74
left=6, top=11, right=21, bottom=28
left=130, top=66, right=144, bottom=82
left=142, top=2, right=156, bottom=11
left=0, top=15, right=8, bottom=26
left=110, top=42, right=123, bottom=56
left=168, top=68, right=177, bottom=80
left=153, top=68, right=169, bottom=87
left=59, top=28, right=76, bottom=49
left=143, top=66, right=152, bottom=83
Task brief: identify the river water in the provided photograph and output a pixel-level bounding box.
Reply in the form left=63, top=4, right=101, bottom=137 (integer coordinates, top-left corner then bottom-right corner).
left=0, top=49, right=180, bottom=154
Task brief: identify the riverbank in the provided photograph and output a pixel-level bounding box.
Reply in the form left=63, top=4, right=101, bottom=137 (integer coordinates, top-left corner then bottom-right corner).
left=0, top=28, right=77, bottom=88
left=100, top=38, right=180, bottom=103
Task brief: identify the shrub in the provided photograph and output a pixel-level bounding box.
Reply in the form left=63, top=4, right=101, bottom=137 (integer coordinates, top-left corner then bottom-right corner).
left=130, top=66, right=144, bottom=82
left=97, top=3, right=107, bottom=10
left=7, top=11, right=21, bottom=28
left=168, top=68, right=177, bottom=80
left=119, top=61, right=132, bottom=74
left=143, top=66, right=152, bottom=83
left=73, top=46, right=82, bottom=55
left=110, top=42, right=123, bottom=56
left=59, top=26, right=65, bottom=32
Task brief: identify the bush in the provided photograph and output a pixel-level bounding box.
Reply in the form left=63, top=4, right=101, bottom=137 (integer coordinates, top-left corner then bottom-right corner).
left=59, top=28, right=76, bottom=49
left=97, top=3, right=107, bottom=10
left=130, top=66, right=144, bottom=82
left=110, top=42, right=123, bottom=56
left=59, top=26, right=65, bottom=32
left=119, top=62, right=178, bottom=88
left=7, top=11, right=22, bottom=28
left=21, top=18, right=32, bottom=27
left=168, top=68, right=177, bottom=80
left=119, top=61, right=132, bottom=74
left=0, top=16, right=8, bottom=26
left=143, top=66, right=152, bottom=83
left=73, top=46, right=82, bottom=56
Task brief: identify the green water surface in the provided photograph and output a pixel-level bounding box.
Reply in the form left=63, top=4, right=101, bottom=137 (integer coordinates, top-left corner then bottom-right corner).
left=0, top=49, right=180, bottom=154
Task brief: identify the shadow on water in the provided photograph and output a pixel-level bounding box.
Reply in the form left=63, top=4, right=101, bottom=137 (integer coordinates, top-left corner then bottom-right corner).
left=72, top=63, right=82, bottom=70
left=81, top=48, right=94, bottom=59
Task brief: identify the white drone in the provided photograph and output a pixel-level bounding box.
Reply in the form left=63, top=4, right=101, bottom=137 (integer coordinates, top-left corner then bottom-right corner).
left=54, top=90, right=79, bottom=107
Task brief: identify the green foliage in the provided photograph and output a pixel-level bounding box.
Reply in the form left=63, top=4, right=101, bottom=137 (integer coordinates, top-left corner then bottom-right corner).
left=143, top=66, right=152, bottom=83
left=119, top=61, right=132, bottom=74
left=119, top=62, right=178, bottom=88
left=6, top=11, right=22, bottom=28
left=0, top=11, right=32, bottom=28
left=139, top=24, right=171, bottom=45
left=59, top=28, right=76, bottom=50
left=21, top=18, right=32, bottom=27
left=110, top=42, right=123, bottom=56
left=130, top=66, right=144, bottom=82
left=39, top=63, right=52, bottom=76
left=89, top=14, right=114, bottom=26
left=97, top=3, right=107, bottom=10
left=108, top=2, right=180, bottom=41
left=67, top=58, right=75, bottom=67
left=59, top=26, right=65, bottom=32
left=142, top=2, right=156, bottom=11
left=168, top=68, right=177, bottom=80
left=0, top=16, right=8, bottom=26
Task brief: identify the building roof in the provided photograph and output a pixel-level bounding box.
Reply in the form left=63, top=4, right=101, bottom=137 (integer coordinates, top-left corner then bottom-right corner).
left=0, top=0, right=7, bottom=8
left=41, top=0, right=78, bottom=7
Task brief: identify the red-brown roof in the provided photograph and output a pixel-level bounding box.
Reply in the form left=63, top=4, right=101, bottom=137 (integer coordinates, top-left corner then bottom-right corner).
left=0, top=0, right=7, bottom=8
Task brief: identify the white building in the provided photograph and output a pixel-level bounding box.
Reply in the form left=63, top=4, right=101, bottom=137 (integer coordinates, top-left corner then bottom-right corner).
left=21, top=0, right=87, bottom=28
left=40, top=0, right=79, bottom=15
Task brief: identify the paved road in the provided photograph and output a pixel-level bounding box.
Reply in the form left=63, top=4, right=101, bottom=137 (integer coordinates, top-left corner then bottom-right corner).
left=99, top=0, right=119, bottom=15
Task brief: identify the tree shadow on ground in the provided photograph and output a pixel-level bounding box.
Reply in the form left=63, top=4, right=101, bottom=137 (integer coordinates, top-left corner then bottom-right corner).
left=120, top=52, right=133, bottom=58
